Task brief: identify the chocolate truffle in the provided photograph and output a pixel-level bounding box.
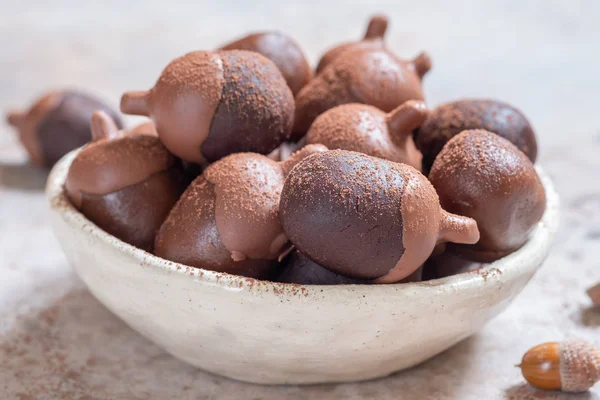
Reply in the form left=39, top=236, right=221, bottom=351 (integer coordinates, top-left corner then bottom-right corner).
left=315, top=15, right=389, bottom=74
left=65, top=111, right=184, bottom=252
left=415, top=99, right=538, bottom=172
left=293, top=48, right=431, bottom=139
left=220, top=32, right=312, bottom=95
left=276, top=250, right=423, bottom=285
left=6, top=90, right=122, bottom=167
left=120, top=50, right=294, bottom=164
left=154, top=144, right=327, bottom=278
left=280, top=150, right=479, bottom=283
left=429, top=129, right=546, bottom=261
left=305, top=100, right=427, bottom=170
left=422, top=251, right=486, bottom=280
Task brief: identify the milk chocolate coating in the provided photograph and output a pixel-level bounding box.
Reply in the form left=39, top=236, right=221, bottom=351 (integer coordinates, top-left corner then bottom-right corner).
left=293, top=48, right=431, bottom=140
left=6, top=90, right=122, bottom=167
left=305, top=100, right=427, bottom=170
left=65, top=111, right=184, bottom=251
left=415, top=99, right=538, bottom=173
left=316, top=15, right=389, bottom=74
left=422, top=251, right=486, bottom=280
left=154, top=145, right=327, bottom=278
left=120, top=50, right=294, bottom=165
left=429, top=129, right=546, bottom=261
left=221, top=32, right=313, bottom=95
left=280, top=150, right=479, bottom=282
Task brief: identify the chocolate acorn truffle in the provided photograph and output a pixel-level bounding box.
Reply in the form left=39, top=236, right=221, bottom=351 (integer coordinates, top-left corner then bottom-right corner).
left=280, top=150, right=479, bottom=283
left=305, top=100, right=427, bottom=170
left=6, top=90, right=122, bottom=167
left=65, top=111, right=184, bottom=252
left=120, top=50, right=295, bottom=164
left=293, top=48, right=431, bottom=139
left=277, top=250, right=423, bottom=285
left=154, top=144, right=327, bottom=278
left=221, top=32, right=312, bottom=95
left=429, top=129, right=546, bottom=261
left=415, top=99, right=538, bottom=172
left=315, top=15, right=389, bottom=74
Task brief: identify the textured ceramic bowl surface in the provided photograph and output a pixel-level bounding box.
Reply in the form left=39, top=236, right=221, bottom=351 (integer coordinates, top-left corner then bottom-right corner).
left=47, top=150, right=559, bottom=385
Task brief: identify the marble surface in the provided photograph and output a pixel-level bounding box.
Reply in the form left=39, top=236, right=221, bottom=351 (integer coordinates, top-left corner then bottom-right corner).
left=1, top=1, right=599, bottom=398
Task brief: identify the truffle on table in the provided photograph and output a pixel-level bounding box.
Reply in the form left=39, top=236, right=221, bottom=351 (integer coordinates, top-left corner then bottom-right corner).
left=121, top=50, right=294, bottom=165
left=154, top=145, right=327, bottom=279
left=6, top=90, right=122, bottom=167
left=305, top=100, right=428, bottom=170
left=415, top=99, right=538, bottom=173
left=280, top=150, right=479, bottom=283
left=220, top=32, right=312, bottom=95
left=429, top=129, right=546, bottom=261
left=65, top=111, right=185, bottom=252
left=293, top=47, right=431, bottom=139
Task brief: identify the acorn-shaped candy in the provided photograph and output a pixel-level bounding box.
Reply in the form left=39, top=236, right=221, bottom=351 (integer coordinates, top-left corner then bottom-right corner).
left=429, top=130, right=546, bottom=261
left=305, top=100, right=427, bottom=170
left=65, top=111, right=185, bottom=252
left=280, top=150, right=479, bottom=283
left=293, top=48, right=432, bottom=139
left=519, top=340, right=600, bottom=393
left=6, top=90, right=122, bottom=167
left=154, top=144, right=327, bottom=278
left=120, top=50, right=295, bottom=164
left=415, top=99, right=538, bottom=173
left=315, top=15, right=389, bottom=74
left=220, top=32, right=312, bottom=95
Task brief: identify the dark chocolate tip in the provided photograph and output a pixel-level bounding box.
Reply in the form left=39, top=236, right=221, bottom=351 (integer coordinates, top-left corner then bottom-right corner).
left=364, top=15, right=389, bottom=39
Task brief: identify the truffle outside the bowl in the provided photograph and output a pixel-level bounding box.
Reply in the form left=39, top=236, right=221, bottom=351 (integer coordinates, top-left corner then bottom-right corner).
left=47, top=150, right=559, bottom=385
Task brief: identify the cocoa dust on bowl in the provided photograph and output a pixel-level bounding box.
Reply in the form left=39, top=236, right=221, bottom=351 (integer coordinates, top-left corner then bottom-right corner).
left=46, top=150, right=559, bottom=385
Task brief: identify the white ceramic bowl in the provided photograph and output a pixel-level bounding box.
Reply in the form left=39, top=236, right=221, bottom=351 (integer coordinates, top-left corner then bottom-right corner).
left=47, top=150, right=559, bottom=385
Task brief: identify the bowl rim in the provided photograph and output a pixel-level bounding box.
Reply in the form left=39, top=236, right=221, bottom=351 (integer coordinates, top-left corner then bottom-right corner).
left=46, top=149, right=560, bottom=295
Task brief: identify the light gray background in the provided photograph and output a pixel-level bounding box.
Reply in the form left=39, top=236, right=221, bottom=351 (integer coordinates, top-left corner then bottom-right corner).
left=1, top=1, right=599, bottom=398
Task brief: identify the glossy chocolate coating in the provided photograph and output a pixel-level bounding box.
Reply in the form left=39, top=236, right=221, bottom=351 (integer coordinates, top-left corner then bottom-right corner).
left=6, top=90, right=122, bottom=167
left=280, top=150, right=479, bottom=282
left=293, top=48, right=431, bottom=140
left=305, top=100, right=427, bottom=170
left=120, top=50, right=294, bottom=164
left=221, top=32, right=312, bottom=95
left=154, top=145, right=327, bottom=278
left=429, top=129, right=546, bottom=261
left=65, top=111, right=184, bottom=251
left=415, top=99, right=538, bottom=173
left=316, top=15, right=389, bottom=74
left=422, top=251, right=486, bottom=280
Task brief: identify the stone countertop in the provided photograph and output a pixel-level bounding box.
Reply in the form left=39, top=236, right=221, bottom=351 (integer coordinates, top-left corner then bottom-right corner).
left=1, top=1, right=599, bottom=399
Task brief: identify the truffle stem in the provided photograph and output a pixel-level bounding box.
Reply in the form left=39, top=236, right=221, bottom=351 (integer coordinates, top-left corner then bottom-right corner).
left=364, top=15, right=389, bottom=39
left=6, top=110, right=25, bottom=128
left=410, top=52, right=432, bottom=80
left=120, top=90, right=151, bottom=116
left=438, top=210, right=480, bottom=245
left=90, top=110, right=121, bottom=141
left=280, top=144, right=328, bottom=176
left=386, top=100, right=428, bottom=141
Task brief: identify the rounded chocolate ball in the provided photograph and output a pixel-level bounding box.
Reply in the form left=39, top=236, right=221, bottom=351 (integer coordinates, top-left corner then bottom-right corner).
left=154, top=145, right=327, bottom=278
left=280, top=150, right=479, bottom=283
left=293, top=48, right=431, bottom=139
left=305, top=100, right=427, bottom=170
left=429, top=129, right=546, bottom=261
left=315, top=15, right=389, bottom=74
left=6, top=90, right=122, bottom=167
left=120, top=50, right=294, bottom=164
left=65, top=111, right=184, bottom=252
left=221, top=32, right=312, bottom=95
left=415, top=99, right=538, bottom=173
